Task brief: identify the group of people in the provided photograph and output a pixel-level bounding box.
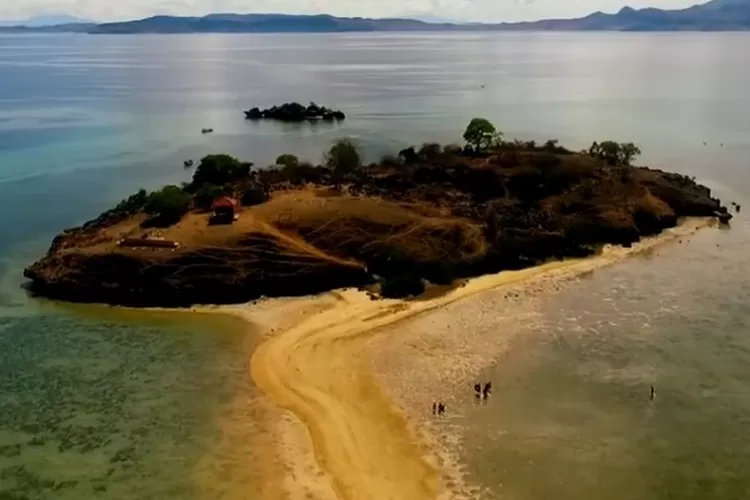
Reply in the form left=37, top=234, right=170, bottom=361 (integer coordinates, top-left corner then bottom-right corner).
left=432, top=401, right=446, bottom=416
left=432, top=381, right=493, bottom=417
left=475, top=381, right=492, bottom=400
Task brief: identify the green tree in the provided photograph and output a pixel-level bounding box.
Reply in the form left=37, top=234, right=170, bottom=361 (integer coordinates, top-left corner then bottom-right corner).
left=114, top=189, right=150, bottom=214
left=144, top=185, right=191, bottom=224
left=463, top=118, right=499, bottom=152
left=324, top=138, right=362, bottom=177
left=191, top=154, right=252, bottom=190
left=275, top=154, right=300, bottom=169
left=619, top=142, right=642, bottom=166
left=194, top=183, right=225, bottom=209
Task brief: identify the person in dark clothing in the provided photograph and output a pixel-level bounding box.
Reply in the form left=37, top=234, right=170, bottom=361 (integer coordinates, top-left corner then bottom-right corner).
left=650, top=385, right=656, bottom=401
left=482, top=382, right=492, bottom=399
left=474, top=383, right=482, bottom=399
left=432, top=402, right=437, bottom=415
left=437, top=402, right=445, bottom=416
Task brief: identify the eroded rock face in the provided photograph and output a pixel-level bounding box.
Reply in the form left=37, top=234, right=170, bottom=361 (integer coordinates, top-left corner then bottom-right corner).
left=24, top=148, right=729, bottom=307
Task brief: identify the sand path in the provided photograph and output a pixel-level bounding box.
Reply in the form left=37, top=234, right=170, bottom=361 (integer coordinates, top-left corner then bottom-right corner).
left=245, top=218, right=713, bottom=500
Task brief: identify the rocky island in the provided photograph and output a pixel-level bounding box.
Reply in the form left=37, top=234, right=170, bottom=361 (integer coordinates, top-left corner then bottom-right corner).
left=24, top=119, right=730, bottom=307
left=244, top=102, right=346, bottom=122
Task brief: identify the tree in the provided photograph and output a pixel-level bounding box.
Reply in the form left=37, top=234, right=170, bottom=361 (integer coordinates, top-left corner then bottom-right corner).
left=191, top=154, right=252, bottom=190
left=324, top=138, right=362, bottom=177
left=276, top=154, right=300, bottom=169
left=144, top=185, right=191, bottom=224
left=463, top=118, right=498, bottom=152
left=619, top=142, right=642, bottom=166
left=589, top=140, right=642, bottom=166
left=114, top=189, right=150, bottom=214
left=194, top=183, right=225, bottom=209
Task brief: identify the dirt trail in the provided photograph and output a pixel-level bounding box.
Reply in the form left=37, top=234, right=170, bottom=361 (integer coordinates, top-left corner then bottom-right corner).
left=244, top=218, right=713, bottom=500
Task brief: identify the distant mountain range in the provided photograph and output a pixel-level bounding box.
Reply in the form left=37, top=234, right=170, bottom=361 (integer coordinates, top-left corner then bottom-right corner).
left=0, top=14, right=91, bottom=27
left=2, top=0, right=750, bottom=34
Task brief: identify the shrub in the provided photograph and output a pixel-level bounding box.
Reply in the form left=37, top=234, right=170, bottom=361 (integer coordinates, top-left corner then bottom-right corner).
left=114, top=189, right=150, bottom=214
left=240, top=181, right=269, bottom=206
left=381, top=274, right=425, bottom=298
left=443, top=143, right=463, bottom=156
left=398, top=147, right=419, bottom=165
left=534, top=152, right=562, bottom=171
left=589, top=141, right=642, bottom=166
left=418, top=142, right=442, bottom=160
left=194, top=183, right=225, bottom=209
left=380, top=154, right=401, bottom=166
left=463, top=118, right=499, bottom=152
left=324, top=138, right=362, bottom=177
left=276, top=154, right=300, bottom=169
left=144, top=185, right=191, bottom=224
left=191, top=154, right=252, bottom=190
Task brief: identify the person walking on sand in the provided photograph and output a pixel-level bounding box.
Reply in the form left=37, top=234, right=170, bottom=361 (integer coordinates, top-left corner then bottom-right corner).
left=482, top=381, right=492, bottom=399
left=438, top=402, right=445, bottom=416
left=432, top=402, right=437, bottom=415
left=474, top=383, right=482, bottom=399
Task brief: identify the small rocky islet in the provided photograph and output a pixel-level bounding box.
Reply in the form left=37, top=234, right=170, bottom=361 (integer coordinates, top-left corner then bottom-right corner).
left=244, top=102, right=345, bottom=122
left=23, top=118, right=731, bottom=307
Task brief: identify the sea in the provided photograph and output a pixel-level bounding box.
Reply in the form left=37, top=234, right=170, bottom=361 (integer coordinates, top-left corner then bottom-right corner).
left=1, top=32, right=749, bottom=499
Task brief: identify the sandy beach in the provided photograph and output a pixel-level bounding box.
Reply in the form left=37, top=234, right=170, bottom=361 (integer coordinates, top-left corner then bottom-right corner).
left=206, top=217, right=715, bottom=500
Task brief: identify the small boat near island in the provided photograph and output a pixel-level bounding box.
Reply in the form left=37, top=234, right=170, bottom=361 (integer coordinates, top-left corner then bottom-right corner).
left=184, top=159, right=194, bottom=168
left=201, top=128, right=214, bottom=134
left=244, top=102, right=346, bottom=122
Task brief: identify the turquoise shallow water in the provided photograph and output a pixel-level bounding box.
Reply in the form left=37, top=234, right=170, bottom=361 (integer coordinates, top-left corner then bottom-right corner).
left=1, top=32, right=750, bottom=498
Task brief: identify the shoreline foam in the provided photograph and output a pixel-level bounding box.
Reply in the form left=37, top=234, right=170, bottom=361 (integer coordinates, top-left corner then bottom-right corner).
left=198, top=217, right=715, bottom=499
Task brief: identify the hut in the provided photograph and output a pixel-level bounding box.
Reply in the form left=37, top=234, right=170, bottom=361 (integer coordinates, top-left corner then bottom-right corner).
left=212, top=196, right=239, bottom=223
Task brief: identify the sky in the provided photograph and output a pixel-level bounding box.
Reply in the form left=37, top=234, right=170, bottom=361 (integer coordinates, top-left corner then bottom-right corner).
left=0, top=0, right=705, bottom=23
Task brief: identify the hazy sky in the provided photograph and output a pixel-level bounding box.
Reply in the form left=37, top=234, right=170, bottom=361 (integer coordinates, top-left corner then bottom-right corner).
left=1, top=0, right=704, bottom=23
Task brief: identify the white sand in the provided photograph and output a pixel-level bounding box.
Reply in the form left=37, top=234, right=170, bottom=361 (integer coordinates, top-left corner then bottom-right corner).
left=205, top=218, right=714, bottom=500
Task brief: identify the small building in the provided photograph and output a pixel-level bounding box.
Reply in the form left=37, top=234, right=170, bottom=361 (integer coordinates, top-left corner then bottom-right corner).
left=212, top=196, right=239, bottom=222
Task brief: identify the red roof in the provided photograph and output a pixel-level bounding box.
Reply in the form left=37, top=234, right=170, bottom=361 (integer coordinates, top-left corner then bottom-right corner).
left=212, top=196, right=238, bottom=209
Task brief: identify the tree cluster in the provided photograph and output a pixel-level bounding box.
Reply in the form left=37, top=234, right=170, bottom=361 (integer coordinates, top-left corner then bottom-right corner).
left=588, top=141, right=642, bottom=166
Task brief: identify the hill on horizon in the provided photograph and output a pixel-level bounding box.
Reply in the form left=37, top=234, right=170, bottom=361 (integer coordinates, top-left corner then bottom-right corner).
left=0, top=13, right=92, bottom=27
left=2, top=0, right=750, bottom=33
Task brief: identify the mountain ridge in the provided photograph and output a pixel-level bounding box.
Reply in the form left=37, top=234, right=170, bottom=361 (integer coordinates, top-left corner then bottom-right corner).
left=2, top=0, right=750, bottom=33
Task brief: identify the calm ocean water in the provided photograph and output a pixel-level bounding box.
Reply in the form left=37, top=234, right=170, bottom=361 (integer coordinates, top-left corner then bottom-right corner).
left=1, top=32, right=749, bottom=499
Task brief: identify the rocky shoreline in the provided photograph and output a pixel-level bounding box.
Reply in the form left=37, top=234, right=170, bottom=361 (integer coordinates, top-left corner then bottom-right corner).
left=23, top=126, right=731, bottom=307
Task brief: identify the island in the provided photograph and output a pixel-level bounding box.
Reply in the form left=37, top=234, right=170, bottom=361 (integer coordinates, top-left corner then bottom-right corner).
left=244, top=102, right=346, bottom=122
left=24, top=118, right=730, bottom=307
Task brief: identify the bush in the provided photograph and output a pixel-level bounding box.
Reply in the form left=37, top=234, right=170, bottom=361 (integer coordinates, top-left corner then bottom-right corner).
left=194, top=183, right=225, bottom=209
left=276, top=154, right=300, bottom=169
left=381, top=274, right=425, bottom=298
left=443, top=143, right=463, bottom=156
left=398, top=147, right=419, bottom=165
left=144, top=185, right=191, bottom=224
left=589, top=141, right=642, bottom=166
left=463, top=118, right=499, bottom=152
left=418, top=142, right=442, bottom=160
left=380, top=154, right=401, bottom=166
left=240, top=181, right=269, bottom=206
left=324, top=138, right=362, bottom=177
left=534, top=153, right=562, bottom=171
left=191, top=154, right=252, bottom=190
left=114, top=189, right=150, bottom=214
